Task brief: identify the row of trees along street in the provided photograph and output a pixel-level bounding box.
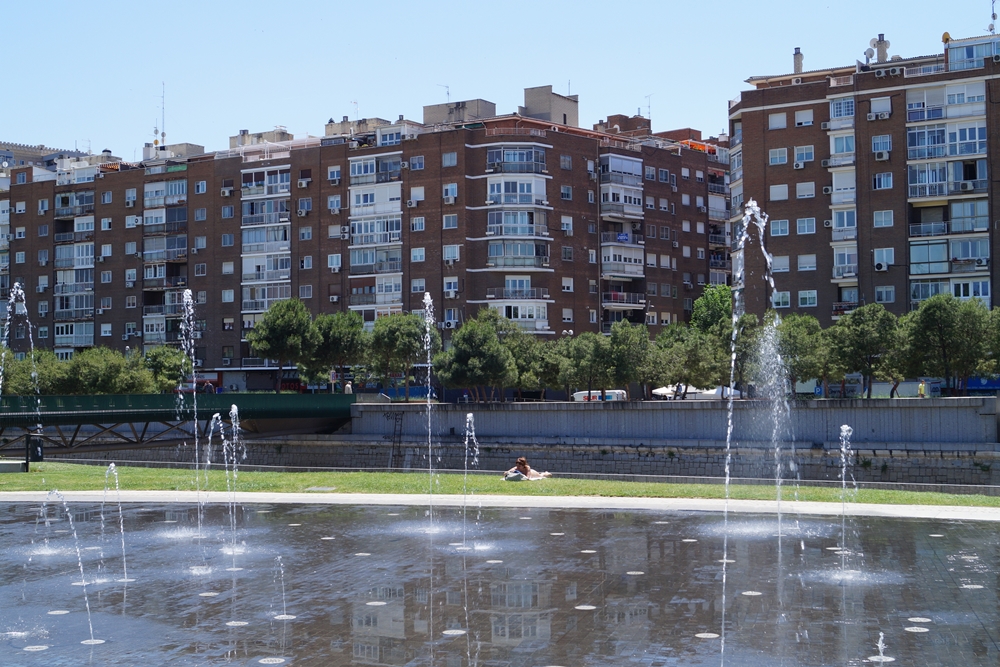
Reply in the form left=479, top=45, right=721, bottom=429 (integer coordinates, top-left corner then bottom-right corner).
left=238, top=286, right=1000, bottom=400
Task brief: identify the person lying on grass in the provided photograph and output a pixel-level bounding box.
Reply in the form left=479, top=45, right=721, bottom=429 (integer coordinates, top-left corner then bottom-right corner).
left=503, top=457, right=553, bottom=481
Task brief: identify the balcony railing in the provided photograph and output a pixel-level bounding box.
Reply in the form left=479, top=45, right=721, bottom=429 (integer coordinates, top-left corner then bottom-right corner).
left=949, top=180, right=988, bottom=195
left=242, top=211, right=290, bottom=226
left=350, top=231, right=402, bottom=246
left=486, top=162, right=547, bottom=174
left=832, top=227, right=857, bottom=241
left=908, top=183, right=948, bottom=198
left=709, top=258, right=732, bottom=270
left=143, top=276, right=189, bottom=289
left=143, top=304, right=186, bottom=316
left=242, top=241, right=291, bottom=254
left=600, top=232, right=644, bottom=246
left=485, top=256, right=548, bottom=268
left=143, top=248, right=188, bottom=262
left=348, top=260, right=403, bottom=276
left=601, top=292, right=645, bottom=307
left=708, top=208, right=730, bottom=222
left=601, top=261, right=644, bottom=277
left=486, top=287, right=550, bottom=300
left=600, top=202, right=644, bottom=219
left=241, top=270, right=291, bottom=282
left=349, top=293, right=403, bottom=306
left=53, top=282, right=94, bottom=295
left=486, top=224, right=548, bottom=238
left=909, top=217, right=988, bottom=237
left=832, top=264, right=858, bottom=279
left=831, top=301, right=858, bottom=316
left=54, top=334, right=94, bottom=347
left=53, top=308, right=94, bottom=321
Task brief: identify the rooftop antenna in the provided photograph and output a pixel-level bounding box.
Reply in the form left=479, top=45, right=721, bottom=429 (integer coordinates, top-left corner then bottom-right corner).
left=437, top=84, right=450, bottom=103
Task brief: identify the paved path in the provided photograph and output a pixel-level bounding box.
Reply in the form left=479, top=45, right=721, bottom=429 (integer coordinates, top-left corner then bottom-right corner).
left=3, top=490, right=1000, bottom=522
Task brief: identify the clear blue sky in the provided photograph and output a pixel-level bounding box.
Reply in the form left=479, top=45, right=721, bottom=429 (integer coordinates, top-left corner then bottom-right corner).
left=3, top=0, right=993, bottom=157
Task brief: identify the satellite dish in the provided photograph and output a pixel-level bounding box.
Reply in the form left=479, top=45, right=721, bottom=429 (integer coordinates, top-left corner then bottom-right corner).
left=865, top=48, right=875, bottom=58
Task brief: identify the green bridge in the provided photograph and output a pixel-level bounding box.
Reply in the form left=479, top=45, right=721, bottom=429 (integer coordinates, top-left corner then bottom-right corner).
left=0, top=394, right=356, bottom=456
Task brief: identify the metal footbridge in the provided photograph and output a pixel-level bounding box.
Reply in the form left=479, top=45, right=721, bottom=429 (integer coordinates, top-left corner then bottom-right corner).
left=0, top=394, right=356, bottom=456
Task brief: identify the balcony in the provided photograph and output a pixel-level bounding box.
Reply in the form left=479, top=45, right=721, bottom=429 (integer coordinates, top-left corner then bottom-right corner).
left=600, top=232, right=644, bottom=246
left=242, top=241, right=291, bottom=254
left=832, top=227, right=857, bottom=241
left=601, top=261, right=644, bottom=278
left=949, top=180, right=988, bottom=195
left=709, top=258, right=732, bottom=270
left=143, top=248, right=188, bottom=262
left=350, top=231, right=402, bottom=246
left=486, top=287, right=550, bottom=300
left=242, top=211, right=290, bottom=226
left=831, top=301, right=858, bottom=317
left=143, top=304, right=186, bottom=316
left=601, top=292, right=645, bottom=309
left=53, top=204, right=94, bottom=219
left=708, top=208, right=730, bottom=222
left=486, top=224, right=548, bottom=238
left=908, top=183, right=948, bottom=198
left=599, top=172, right=643, bottom=187
left=909, top=217, right=988, bottom=237
left=485, top=256, right=549, bottom=268
left=143, top=276, right=189, bottom=290
left=486, top=162, right=546, bottom=174
left=53, top=282, right=94, bottom=295
left=143, top=220, right=188, bottom=235
left=349, top=293, right=403, bottom=306
left=831, top=189, right=856, bottom=205
left=53, top=308, right=94, bottom=321
left=54, top=334, right=94, bottom=347
left=600, top=202, right=644, bottom=220
left=349, top=260, right=402, bottom=275
left=708, top=233, right=730, bottom=247
left=241, top=270, right=291, bottom=282
left=832, top=264, right=858, bottom=279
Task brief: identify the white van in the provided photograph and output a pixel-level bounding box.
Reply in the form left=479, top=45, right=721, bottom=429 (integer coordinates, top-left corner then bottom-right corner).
left=572, top=390, right=627, bottom=402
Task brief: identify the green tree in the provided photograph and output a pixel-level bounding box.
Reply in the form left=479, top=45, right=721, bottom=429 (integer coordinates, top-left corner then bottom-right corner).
left=246, top=298, right=320, bottom=393
left=369, top=312, right=440, bottom=400
left=833, top=303, right=898, bottom=398
left=309, top=311, right=366, bottom=392
left=143, top=345, right=192, bottom=393
left=776, top=313, right=823, bottom=392
left=609, top=320, right=650, bottom=398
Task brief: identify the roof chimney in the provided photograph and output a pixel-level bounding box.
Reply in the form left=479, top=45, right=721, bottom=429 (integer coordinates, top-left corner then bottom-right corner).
left=876, top=33, right=889, bottom=63
left=793, top=47, right=803, bottom=74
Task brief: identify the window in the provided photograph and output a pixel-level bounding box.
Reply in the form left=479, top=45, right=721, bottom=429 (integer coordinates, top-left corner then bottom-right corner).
left=221, top=289, right=234, bottom=303
left=798, top=254, right=816, bottom=271
left=873, top=172, right=892, bottom=190
left=794, top=109, right=814, bottom=126
left=300, top=256, right=313, bottom=269
left=125, top=242, right=136, bottom=255
left=875, top=285, right=895, bottom=303
left=101, top=324, right=112, bottom=337
left=100, top=296, right=112, bottom=310
left=221, top=205, right=234, bottom=218
left=561, top=154, right=573, bottom=170
left=195, top=180, right=206, bottom=194
left=772, top=291, right=790, bottom=308
left=411, top=217, right=425, bottom=232
left=442, top=183, right=457, bottom=198
left=101, top=270, right=112, bottom=283
left=409, top=156, right=424, bottom=170
left=411, top=278, right=425, bottom=293
left=299, top=285, right=312, bottom=298
left=443, top=214, right=458, bottom=229
left=299, top=227, right=312, bottom=241
left=798, top=290, right=817, bottom=307
left=796, top=182, right=815, bottom=198
left=560, top=185, right=572, bottom=200
left=411, top=248, right=425, bottom=262
left=101, top=191, right=112, bottom=204
left=38, top=224, right=49, bottom=236
left=327, top=253, right=341, bottom=268
left=797, top=217, right=816, bottom=234
left=772, top=255, right=790, bottom=272
left=562, top=277, right=574, bottom=292
left=874, top=247, right=894, bottom=266
left=442, top=152, right=457, bottom=167
left=126, top=296, right=136, bottom=308
left=769, top=184, right=788, bottom=201
left=872, top=134, right=892, bottom=152
left=830, top=97, right=855, bottom=118
left=768, top=113, right=787, bottom=130
left=771, top=219, right=789, bottom=236
left=769, top=148, right=788, bottom=165
left=443, top=245, right=459, bottom=261
left=195, top=263, right=207, bottom=276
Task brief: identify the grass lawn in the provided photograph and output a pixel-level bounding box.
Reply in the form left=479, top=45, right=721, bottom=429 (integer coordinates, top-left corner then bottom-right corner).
left=1, top=462, right=998, bottom=508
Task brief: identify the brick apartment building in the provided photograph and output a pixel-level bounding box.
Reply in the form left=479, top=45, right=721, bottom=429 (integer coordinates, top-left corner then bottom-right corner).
left=0, top=86, right=727, bottom=390
left=729, top=33, right=1000, bottom=323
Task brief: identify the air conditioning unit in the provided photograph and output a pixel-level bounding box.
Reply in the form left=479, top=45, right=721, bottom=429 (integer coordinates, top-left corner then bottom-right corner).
left=329, top=207, right=340, bottom=214
left=875, top=69, right=886, bottom=78
left=220, top=187, right=233, bottom=197
left=823, top=219, right=833, bottom=227
left=875, top=262, right=887, bottom=272
left=793, top=161, right=805, bottom=170
left=444, top=320, right=457, bottom=329
left=822, top=186, right=833, bottom=194
left=960, top=181, right=974, bottom=191
left=222, top=358, right=232, bottom=366
left=445, top=259, right=455, bottom=266
left=298, top=209, right=308, bottom=217
left=341, top=225, right=350, bottom=234
left=297, top=179, right=310, bottom=188
left=329, top=295, right=340, bottom=303
left=329, top=177, right=341, bottom=185
left=878, top=112, right=890, bottom=120
left=330, top=266, right=340, bottom=274
left=126, top=281, right=134, bottom=288
left=875, top=151, right=890, bottom=162
left=977, top=257, right=990, bottom=267
left=444, top=290, right=457, bottom=299
left=443, top=196, right=456, bottom=205
left=820, top=159, right=831, bottom=167
left=406, top=200, right=417, bottom=208
left=125, top=200, right=134, bottom=208
left=889, top=67, right=901, bottom=76
left=672, top=241, right=680, bottom=248
left=867, top=113, right=877, bottom=121
left=792, top=77, right=802, bottom=85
